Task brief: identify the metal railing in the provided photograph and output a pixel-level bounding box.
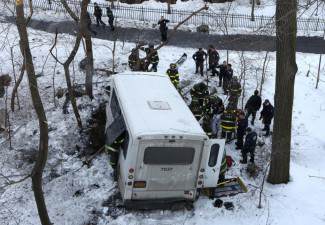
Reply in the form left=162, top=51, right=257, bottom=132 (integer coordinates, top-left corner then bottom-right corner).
left=4, top=0, right=325, bottom=32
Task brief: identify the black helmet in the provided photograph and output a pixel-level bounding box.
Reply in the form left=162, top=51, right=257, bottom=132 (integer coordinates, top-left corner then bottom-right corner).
left=254, top=90, right=259, bottom=95
left=246, top=127, right=252, bottom=132
left=149, top=43, right=154, bottom=48
left=170, top=63, right=177, bottom=69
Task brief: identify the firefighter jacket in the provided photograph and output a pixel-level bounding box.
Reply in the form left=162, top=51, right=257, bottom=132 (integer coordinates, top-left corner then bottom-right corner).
left=221, top=109, right=237, bottom=132
left=166, top=68, right=180, bottom=87
left=105, top=135, right=125, bottom=167
left=229, top=80, right=242, bottom=97
left=189, top=83, right=208, bottom=119
left=141, top=47, right=159, bottom=64
left=128, top=49, right=139, bottom=71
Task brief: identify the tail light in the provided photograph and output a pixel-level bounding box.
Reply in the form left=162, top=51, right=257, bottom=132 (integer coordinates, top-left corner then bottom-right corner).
left=133, top=181, right=147, bottom=188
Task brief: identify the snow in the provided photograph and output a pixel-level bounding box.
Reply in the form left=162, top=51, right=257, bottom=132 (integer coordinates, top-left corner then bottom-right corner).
left=113, top=72, right=205, bottom=137
left=0, top=13, right=325, bottom=225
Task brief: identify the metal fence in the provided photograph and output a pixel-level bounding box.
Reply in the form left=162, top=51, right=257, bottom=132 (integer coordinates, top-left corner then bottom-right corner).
left=4, top=0, right=325, bottom=32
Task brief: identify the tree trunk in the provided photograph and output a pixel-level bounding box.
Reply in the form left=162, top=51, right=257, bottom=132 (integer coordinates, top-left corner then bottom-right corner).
left=63, top=34, right=83, bottom=128
left=267, top=0, right=298, bottom=184
left=80, top=0, right=94, bottom=99
left=84, top=37, right=94, bottom=99
left=15, top=1, right=51, bottom=224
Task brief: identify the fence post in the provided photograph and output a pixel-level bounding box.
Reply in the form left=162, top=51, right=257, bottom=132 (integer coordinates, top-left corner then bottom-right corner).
left=141, top=6, right=144, bottom=21
left=315, top=18, right=319, bottom=31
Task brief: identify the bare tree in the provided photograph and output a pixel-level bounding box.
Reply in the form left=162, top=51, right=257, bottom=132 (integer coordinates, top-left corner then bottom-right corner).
left=260, top=51, right=270, bottom=96
left=267, top=0, right=298, bottom=184
left=60, top=0, right=94, bottom=99
left=15, top=0, right=51, bottom=224
left=50, top=31, right=83, bottom=128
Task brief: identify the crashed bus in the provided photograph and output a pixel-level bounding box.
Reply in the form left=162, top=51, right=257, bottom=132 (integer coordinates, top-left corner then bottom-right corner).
left=105, top=72, right=225, bottom=209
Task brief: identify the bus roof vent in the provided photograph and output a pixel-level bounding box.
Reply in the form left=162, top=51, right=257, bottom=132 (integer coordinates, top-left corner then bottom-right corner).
left=147, top=101, right=171, bottom=110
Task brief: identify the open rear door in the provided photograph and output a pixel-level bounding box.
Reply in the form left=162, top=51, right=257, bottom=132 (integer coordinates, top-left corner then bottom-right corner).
left=199, top=139, right=226, bottom=188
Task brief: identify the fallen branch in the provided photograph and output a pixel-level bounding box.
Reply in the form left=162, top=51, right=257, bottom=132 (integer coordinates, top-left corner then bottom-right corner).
left=309, top=175, right=325, bottom=180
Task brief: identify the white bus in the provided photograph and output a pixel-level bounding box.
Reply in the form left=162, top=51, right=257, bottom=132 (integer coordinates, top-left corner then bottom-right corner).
left=105, top=72, right=225, bottom=209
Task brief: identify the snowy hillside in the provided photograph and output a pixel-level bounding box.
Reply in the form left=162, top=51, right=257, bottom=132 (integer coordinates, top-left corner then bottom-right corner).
left=0, top=15, right=325, bottom=225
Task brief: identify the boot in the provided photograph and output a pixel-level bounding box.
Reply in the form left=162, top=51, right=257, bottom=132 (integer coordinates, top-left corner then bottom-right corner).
left=251, top=120, right=254, bottom=126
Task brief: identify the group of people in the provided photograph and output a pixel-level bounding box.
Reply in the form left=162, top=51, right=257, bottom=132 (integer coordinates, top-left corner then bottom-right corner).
left=86, top=3, right=115, bottom=35
left=128, top=43, right=160, bottom=72
left=186, top=59, right=274, bottom=165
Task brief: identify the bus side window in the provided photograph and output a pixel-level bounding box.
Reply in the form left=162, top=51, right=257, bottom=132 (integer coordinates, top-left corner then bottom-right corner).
left=208, top=144, right=220, bottom=167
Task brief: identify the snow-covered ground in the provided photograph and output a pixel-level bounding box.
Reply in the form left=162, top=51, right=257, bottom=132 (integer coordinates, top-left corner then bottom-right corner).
left=0, top=20, right=325, bottom=225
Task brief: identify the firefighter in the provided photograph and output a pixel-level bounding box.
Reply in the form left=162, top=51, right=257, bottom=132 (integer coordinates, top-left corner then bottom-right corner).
left=260, top=99, right=274, bottom=136
left=166, top=63, right=180, bottom=88
left=158, top=16, right=170, bottom=42
left=227, top=76, right=242, bottom=109
left=104, top=132, right=126, bottom=181
left=192, top=48, right=207, bottom=76
left=207, top=45, right=220, bottom=76
left=189, top=82, right=208, bottom=121
left=236, top=110, right=248, bottom=150
left=141, top=44, right=159, bottom=72
left=245, top=90, right=262, bottom=126
left=240, top=127, right=257, bottom=164
left=221, top=106, right=237, bottom=143
left=94, top=3, right=106, bottom=27
left=106, top=7, right=115, bottom=31
left=223, top=63, right=233, bottom=94
left=128, top=48, right=140, bottom=71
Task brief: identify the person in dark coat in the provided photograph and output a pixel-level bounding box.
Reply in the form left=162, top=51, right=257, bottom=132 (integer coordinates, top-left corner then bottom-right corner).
left=260, top=99, right=274, bottom=136
left=223, top=63, right=233, bottom=94
left=94, top=3, right=106, bottom=27
left=106, top=7, right=115, bottom=31
left=158, top=16, right=170, bottom=42
left=240, top=127, right=257, bottom=164
left=216, top=61, right=227, bottom=87
left=192, top=48, right=207, bottom=76
left=236, top=111, right=248, bottom=150
left=245, top=90, right=262, bottom=125
left=207, top=45, right=220, bottom=77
